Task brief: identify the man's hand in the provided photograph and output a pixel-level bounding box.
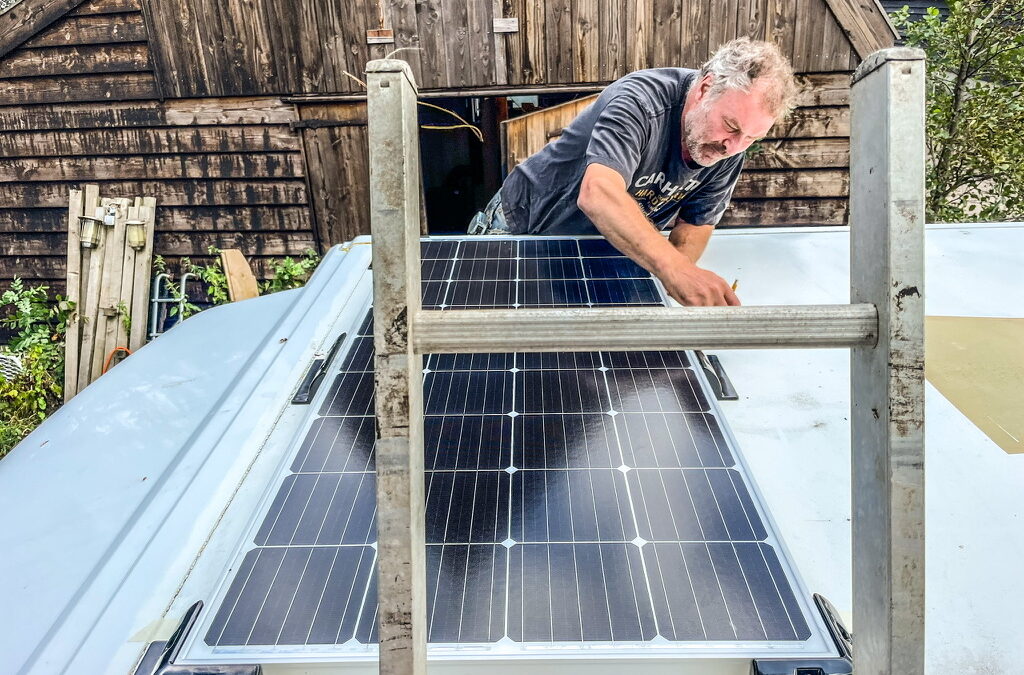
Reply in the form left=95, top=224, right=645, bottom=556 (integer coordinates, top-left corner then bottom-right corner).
left=577, top=164, right=740, bottom=307
left=657, top=258, right=740, bottom=306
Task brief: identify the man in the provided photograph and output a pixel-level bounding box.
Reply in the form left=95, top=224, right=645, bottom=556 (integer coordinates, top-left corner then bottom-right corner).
left=468, top=37, right=797, bottom=307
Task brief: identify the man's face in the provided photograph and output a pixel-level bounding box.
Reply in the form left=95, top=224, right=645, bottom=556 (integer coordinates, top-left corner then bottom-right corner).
left=683, top=75, right=778, bottom=167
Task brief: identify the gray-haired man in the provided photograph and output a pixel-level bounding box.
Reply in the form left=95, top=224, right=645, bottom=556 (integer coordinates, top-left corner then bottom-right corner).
left=469, top=37, right=797, bottom=307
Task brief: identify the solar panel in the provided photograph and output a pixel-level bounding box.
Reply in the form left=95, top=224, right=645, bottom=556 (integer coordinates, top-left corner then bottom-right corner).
left=204, top=237, right=813, bottom=651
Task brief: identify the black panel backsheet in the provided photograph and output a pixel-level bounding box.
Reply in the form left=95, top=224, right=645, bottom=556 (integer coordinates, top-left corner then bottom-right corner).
left=206, top=239, right=810, bottom=648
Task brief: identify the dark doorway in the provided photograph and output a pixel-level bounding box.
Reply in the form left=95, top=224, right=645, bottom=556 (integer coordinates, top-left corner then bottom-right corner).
left=418, top=93, right=588, bottom=234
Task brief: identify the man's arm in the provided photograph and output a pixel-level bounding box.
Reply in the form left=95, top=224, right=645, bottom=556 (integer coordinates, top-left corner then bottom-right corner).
left=577, top=163, right=739, bottom=306
left=669, top=219, right=714, bottom=264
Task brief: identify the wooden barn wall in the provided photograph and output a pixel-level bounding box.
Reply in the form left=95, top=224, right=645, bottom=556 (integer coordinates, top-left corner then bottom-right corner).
left=0, top=0, right=316, bottom=294
left=142, top=0, right=859, bottom=98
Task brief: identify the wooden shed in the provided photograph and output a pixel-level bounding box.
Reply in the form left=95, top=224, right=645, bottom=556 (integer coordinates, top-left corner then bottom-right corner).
left=0, top=0, right=897, bottom=296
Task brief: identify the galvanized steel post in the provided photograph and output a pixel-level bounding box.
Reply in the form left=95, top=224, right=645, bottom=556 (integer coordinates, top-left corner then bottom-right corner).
left=366, top=59, right=427, bottom=675
left=850, top=48, right=927, bottom=674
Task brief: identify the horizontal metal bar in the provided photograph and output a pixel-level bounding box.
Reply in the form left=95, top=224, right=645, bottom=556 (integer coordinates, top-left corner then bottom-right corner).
left=412, top=304, right=878, bottom=353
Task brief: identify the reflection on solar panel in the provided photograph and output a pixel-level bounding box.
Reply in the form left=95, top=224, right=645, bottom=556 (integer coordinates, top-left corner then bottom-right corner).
left=205, top=238, right=812, bottom=649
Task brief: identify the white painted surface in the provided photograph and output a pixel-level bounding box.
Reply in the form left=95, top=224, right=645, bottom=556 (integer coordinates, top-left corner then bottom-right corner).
left=702, top=224, right=1024, bottom=675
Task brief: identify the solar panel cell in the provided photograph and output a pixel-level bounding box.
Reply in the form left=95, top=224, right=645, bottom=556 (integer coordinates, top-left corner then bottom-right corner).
left=513, top=414, right=619, bottom=469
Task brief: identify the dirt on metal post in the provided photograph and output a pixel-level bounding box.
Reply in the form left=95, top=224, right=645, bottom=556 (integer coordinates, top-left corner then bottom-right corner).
left=366, top=58, right=427, bottom=675
left=850, top=47, right=927, bottom=675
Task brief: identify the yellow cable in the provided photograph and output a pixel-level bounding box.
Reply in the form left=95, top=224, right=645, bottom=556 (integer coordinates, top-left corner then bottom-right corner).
left=341, top=70, right=484, bottom=142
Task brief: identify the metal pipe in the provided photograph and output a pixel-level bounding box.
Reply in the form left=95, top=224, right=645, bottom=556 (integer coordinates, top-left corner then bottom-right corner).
left=412, top=304, right=878, bottom=353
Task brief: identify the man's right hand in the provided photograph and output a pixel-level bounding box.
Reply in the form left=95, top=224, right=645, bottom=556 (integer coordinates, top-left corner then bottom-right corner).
left=658, top=259, right=740, bottom=306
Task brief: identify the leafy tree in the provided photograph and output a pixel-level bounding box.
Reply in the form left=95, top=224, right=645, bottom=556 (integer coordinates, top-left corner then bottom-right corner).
left=891, top=1, right=1024, bottom=222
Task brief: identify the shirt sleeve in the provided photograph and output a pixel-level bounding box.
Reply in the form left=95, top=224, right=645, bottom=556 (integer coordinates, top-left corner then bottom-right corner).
left=677, top=154, right=745, bottom=226
left=584, top=92, right=653, bottom=186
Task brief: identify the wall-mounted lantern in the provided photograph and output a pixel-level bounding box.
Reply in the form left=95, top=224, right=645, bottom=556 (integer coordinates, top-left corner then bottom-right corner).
left=78, top=215, right=103, bottom=248
left=125, top=220, right=147, bottom=250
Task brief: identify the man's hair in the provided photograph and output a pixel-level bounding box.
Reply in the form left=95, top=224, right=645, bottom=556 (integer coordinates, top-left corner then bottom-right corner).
left=699, top=37, right=798, bottom=118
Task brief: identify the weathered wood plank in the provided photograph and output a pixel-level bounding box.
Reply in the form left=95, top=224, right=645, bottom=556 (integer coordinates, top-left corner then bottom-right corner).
left=0, top=42, right=151, bottom=79
left=441, top=0, right=472, bottom=87
left=0, top=72, right=158, bottom=104
left=521, top=0, right=546, bottom=83
left=0, top=179, right=308, bottom=207
left=466, top=0, right=493, bottom=85
left=652, top=0, right=681, bottom=70
left=795, top=73, right=851, bottom=107
left=2, top=231, right=316, bottom=262
left=822, top=0, right=897, bottom=60
left=545, top=0, right=571, bottom=82
left=707, top=0, right=734, bottom=58
left=297, top=102, right=370, bottom=248
left=63, top=187, right=84, bottom=399
left=0, top=97, right=298, bottom=130
left=0, top=0, right=83, bottom=59
left=71, top=0, right=140, bottom=16
left=95, top=197, right=130, bottom=375
left=746, top=137, right=849, bottom=170
left=498, top=0, right=521, bottom=85
left=127, top=195, right=154, bottom=351
left=0, top=152, right=304, bottom=181
left=24, top=12, right=148, bottom=48
left=154, top=230, right=317, bottom=256
left=721, top=197, right=849, bottom=226
left=0, top=253, right=296, bottom=281
left=680, top=0, right=708, bottom=67
left=490, top=0, right=508, bottom=86
left=0, top=124, right=299, bottom=157
left=596, top=0, right=622, bottom=81
left=733, top=168, right=849, bottom=199
left=574, top=0, right=599, bottom=82
left=0, top=205, right=312, bottom=232
left=767, top=105, right=850, bottom=139
left=138, top=0, right=204, bottom=97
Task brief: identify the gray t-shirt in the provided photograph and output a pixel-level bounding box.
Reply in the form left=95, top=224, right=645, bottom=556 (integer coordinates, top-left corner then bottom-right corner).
left=501, top=68, right=745, bottom=236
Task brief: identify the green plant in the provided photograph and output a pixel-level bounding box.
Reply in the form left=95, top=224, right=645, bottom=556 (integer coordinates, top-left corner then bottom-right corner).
left=261, top=249, right=321, bottom=294
left=154, top=255, right=200, bottom=319
left=0, top=279, right=74, bottom=458
left=188, top=247, right=230, bottom=305
left=891, top=1, right=1024, bottom=221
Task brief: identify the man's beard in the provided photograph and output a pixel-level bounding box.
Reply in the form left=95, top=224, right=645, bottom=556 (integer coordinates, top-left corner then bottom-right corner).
left=683, top=104, right=727, bottom=167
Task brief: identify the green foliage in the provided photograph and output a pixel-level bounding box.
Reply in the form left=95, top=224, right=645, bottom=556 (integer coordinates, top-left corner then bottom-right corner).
left=154, top=255, right=200, bottom=319
left=153, top=248, right=322, bottom=322
left=891, top=1, right=1024, bottom=222
left=260, top=249, right=321, bottom=294
left=0, top=279, right=74, bottom=458
left=188, top=247, right=230, bottom=306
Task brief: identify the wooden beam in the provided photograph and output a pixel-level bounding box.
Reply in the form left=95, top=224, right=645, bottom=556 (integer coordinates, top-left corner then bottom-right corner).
left=63, top=187, right=83, bottom=401
left=849, top=47, right=926, bottom=675
left=127, top=195, right=154, bottom=350
left=23, top=10, right=148, bottom=48
left=0, top=97, right=298, bottom=131
left=0, top=0, right=84, bottom=59
left=0, top=125, right=299, bottom=157
left=366, top=58, right=426, bottom=675
left=822, top=0, right=898, bottom=60
left=0, top=42, right=151, bottom=79
left=219, top=248, right=259, bottom=301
